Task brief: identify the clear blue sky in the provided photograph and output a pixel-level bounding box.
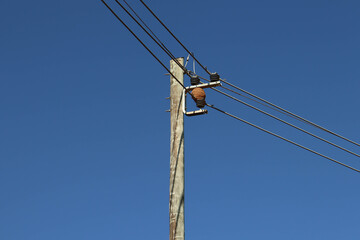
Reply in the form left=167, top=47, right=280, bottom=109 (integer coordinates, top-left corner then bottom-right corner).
left=1, top=0, right=360, bottom=239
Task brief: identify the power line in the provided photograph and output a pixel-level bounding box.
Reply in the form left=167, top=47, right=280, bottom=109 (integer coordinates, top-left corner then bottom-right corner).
left=207, top=104, right=360, bottom=173
left=201, top=74, right=360, bottom=150
left=114, top=0, right=188, bottom=75
left=122, top=0, right=173, bottom=59
left=198, top=75, right=304, bottom=120
left=220, top=79, right=360, bottom=148
left=199, top=75, right=360, bottom=158
left=202, top=71, right=360, bottom=149
left=100, top=0, right=192, bottom=96
left=139, top=0, right=211, bottom=75
left=209, top=87, right=360, bottom=159
left=102, top=0, right=360, bottom=173
left=119, top=0, right=203, bottom=82
left=138, top=0, right=360, bottom=149
left=116, top=0, right=201, bottom=89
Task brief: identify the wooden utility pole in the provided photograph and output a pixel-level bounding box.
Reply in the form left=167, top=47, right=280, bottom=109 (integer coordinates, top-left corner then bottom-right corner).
left=169, top=58, right=185, bottom=240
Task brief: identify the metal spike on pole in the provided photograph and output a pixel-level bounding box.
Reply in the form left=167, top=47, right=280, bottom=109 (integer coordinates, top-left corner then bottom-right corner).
left=169, top=58, right=185, bottom=240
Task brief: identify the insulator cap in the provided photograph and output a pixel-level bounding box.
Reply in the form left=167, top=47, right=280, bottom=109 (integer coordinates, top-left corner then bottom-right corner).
left=196, top=99, right=206, bottom=108
left=190, top=76, right=200, bottom=85
left=210, top=72, right=220, bottom=82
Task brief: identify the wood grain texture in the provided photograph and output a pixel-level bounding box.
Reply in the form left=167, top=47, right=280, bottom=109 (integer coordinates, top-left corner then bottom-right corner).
left=169, top=58, right=185, bottom=240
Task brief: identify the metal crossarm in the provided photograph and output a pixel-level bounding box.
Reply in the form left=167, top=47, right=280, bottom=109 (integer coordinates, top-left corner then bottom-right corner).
left=185, top=81, right=221, bottom=90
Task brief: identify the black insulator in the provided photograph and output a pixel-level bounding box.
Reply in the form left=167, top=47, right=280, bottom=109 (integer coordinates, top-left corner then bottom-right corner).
left=210, top=72, right=220, bottom=82
left=196, top=99, right=206, bottom=108
left=190, top=76, right=200, bottom=85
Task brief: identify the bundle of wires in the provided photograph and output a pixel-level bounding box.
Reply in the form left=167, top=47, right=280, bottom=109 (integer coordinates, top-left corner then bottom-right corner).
left=100, top=0, right=360, bottom=173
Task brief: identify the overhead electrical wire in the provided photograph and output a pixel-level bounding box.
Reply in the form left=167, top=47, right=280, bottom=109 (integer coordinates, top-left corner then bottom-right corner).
left=139, top=0, right=212, bottom=75
left=197, top=74, right=360, bottom=159
left=207, top=104, right=360, bottom=173
left=207, top=86, right=360, bottom=159
left=122, top=0, right=173, bottom=59
left=117, top=0, right=204, bottom=87
left=113, top=1, right=360, bottom=158
left=139, top=0, right=360, bottom=149
left=116, top=0, right=360, bottom=152
left=100, top=0, right=193, bottom=98
left=220, top=79, right=360, bottom=148
left=198, top=75, right=302, bottom=120
left=199, top=76, right=360, bottom=158
left=199, top=75, right=360, bottom=159
left=117, top=0, right=203, bottom=83
left=101, top=0, right=360, bottom=173
left=114, top=0, right=188, bottom=76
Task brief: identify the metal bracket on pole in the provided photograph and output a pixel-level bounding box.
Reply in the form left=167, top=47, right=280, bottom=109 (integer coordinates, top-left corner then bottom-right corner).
left=185, top=81, right=221, bottom=90
left=185, top=109, right=208, bottom=116
left=183, top=81, right=221, bottom=117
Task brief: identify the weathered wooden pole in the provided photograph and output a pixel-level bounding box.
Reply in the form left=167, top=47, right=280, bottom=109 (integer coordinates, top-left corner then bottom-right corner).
left=169, top=58, right=185, bottom=240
